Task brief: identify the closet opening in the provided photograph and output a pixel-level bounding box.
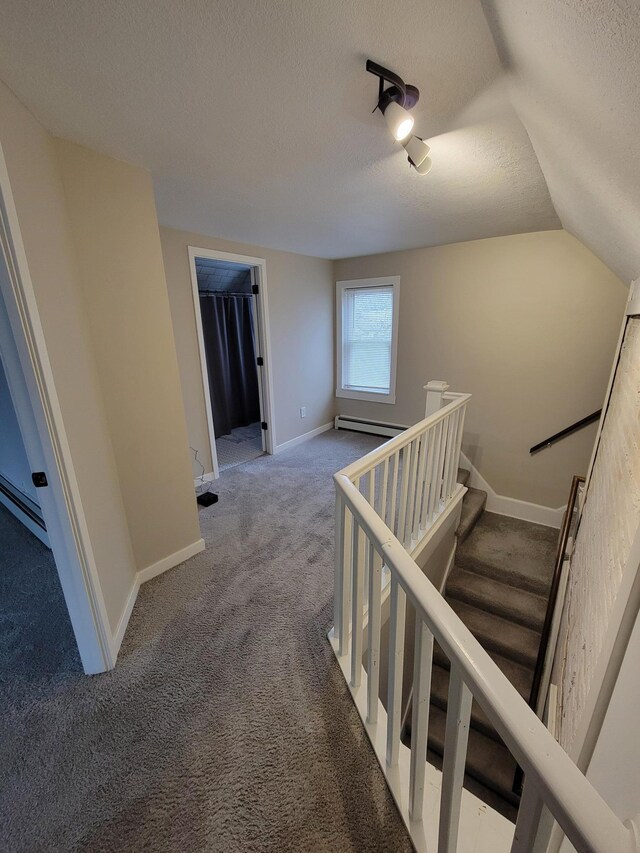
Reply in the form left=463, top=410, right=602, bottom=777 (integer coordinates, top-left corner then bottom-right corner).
left=189, top=249, right=275, bottom=478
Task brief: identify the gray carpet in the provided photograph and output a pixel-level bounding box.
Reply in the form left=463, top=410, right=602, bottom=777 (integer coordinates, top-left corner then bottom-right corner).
left=0, top=504, right=81, bottom=686
left=1, top=430, right=413, bottom=853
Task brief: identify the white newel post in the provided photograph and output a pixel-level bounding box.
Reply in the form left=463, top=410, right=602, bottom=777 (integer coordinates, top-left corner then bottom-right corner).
left=424, top=380, right=449, bottom=417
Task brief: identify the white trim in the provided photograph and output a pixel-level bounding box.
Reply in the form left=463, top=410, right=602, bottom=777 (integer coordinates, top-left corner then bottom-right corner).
left=137, top=537, right=205, bottom=584
left=187, top=247, right=276, bottom=481
left=110, top=537, right=206, bottom=658
left=0, top=142, right=114, bottom=674
left=194, top=471, right=216, bottom=488
left=0, top=488, right=49, bottom=546
left=336, top=276, right=400, bottom=405
left=274, top=421, right=334, bottom=453
left=460, top=452, right=564, bottom=529
left=110, top=575, right=140, bottom=658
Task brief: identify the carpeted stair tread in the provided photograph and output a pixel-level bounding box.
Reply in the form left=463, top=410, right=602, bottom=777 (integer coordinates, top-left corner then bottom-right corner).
left=456, top=468, right=470, bottom=487
left=430, top=664, right=499, bottom=742
left=456, top=487, right=487, bottom=542
left=456, top=512, right=557, bottom=596
left=448, top=599, right=540, bottom=669
left=426, top=703, right=519, bottom=805
left=446, top=566, right=548, bottom=631
left=433, top=641, right=533, bottom=702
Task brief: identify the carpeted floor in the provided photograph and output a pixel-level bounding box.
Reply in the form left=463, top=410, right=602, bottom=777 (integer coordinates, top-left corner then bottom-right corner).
left=1, top=430, right=413, bottom=853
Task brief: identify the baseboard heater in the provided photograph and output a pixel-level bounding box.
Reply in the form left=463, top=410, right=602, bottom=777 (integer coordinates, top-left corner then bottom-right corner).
left=334, top=415, right=408, bottom=438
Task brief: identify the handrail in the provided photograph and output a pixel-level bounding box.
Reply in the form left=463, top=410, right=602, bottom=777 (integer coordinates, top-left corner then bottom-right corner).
left=339, top=393, right=470, bottom=482
left=529, top=475, right=585, bottom=714
left=529, top=411, right=602, bottom=454
left=334, top=472, right=633, bottom=853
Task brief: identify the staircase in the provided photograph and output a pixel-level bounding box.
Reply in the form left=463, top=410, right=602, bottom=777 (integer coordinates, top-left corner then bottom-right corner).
left=404, top=469, right=557, bottom=819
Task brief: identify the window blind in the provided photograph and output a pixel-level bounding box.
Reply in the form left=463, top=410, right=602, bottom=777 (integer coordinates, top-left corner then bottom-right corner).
left=342, top=285, right=394, bottom=394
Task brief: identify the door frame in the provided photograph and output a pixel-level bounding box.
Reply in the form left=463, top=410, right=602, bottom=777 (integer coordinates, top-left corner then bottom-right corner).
left=188, top=246, right=276, bottom=477
left=0, top=142, right=114, bottom=674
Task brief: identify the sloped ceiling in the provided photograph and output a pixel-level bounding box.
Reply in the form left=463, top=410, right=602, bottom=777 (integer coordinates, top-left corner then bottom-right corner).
left=482, top=0, right=640, bottom=283
left=0, top=2, right=636, bottom=276
left=0, top=0, right=559, bottom=259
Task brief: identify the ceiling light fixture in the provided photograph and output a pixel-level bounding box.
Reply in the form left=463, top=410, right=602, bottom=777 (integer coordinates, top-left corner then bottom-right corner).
left=366, top=59, right=431, bottom=175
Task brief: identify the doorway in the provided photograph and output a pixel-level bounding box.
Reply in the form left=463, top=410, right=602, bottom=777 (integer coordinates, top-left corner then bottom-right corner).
left=189, top=248, right=275, bottom=476
left=0, top=143, right=113, bottom=674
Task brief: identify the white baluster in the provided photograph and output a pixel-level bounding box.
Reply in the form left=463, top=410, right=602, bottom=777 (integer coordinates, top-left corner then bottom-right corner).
left=379, top=457, right=390, bottom=525
left=334, top=493, right=346, bottom=648
left=421, top=425, right=436, bottom=530
left=409, top=616, right=434, bottom=820
left=414, top=429, right=429, bottom=537
left=339, top=507, right=353, bottom=656
left=398, top=443, right=413, bottom=547
left=350, top=520, right=365, bottom=688
left=405, top=438, right=421, bottom=546
left=438, top=664, right=472, bottom=853
left=389, top=451, right=399, bottom=537
left=367, top=541, right=382, bottom=724
left=511, top=776, right=545, bottom=853
left=427, top=421, right=443, bottom=522
left=386, top=577, right=406, bottom=767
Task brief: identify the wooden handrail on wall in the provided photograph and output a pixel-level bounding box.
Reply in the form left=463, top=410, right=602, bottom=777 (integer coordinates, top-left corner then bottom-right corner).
left=529, top=412, right=601, bottom=454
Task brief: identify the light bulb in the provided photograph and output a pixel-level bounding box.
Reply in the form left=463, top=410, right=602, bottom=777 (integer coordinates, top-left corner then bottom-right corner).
left=383, top=101, right=414, bottom=141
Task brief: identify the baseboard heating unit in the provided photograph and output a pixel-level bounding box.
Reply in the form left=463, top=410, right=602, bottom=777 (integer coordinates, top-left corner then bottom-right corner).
left=334, top=415, right=408, bottom=438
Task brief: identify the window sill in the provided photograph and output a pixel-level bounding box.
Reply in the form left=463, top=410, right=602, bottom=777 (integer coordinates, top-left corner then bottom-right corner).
left=336, top=388, right=396, bottom=404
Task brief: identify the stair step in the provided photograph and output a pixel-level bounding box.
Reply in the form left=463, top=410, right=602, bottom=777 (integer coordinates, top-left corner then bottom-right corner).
left=446, top=566, right=548, bottom=632
left=456, top=467, right=470, bottom=487
left=433, top=643, right=533, bottom=702
left=456, top=512, right=557, bottom=596
left=427, top=703, right=519, bottom=806
left=457, top=487, right=487, bottom=542
left=448, top=599, right=540, bottom=669
left=430, top=663, right=499, bottom=743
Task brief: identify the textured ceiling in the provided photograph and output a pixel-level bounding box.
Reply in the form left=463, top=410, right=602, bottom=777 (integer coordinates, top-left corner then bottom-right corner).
left=482, top=0, right=640, bottom=283
left=0, top=0, right=560, bottom=259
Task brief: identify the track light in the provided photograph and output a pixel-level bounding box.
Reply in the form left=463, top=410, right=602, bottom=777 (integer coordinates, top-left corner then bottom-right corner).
left=366, top=59, right=432, bottom=176
left=415, top=156, right=432, bottom=176
left=402, top=136, right=430, bottom=168
left=382, top=101, right=414, bottom=141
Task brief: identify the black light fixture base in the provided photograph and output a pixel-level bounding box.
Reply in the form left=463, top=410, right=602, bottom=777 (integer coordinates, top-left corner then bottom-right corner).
left=379, top=84, right=420, bottom=113
left=197, top=492, right=219, bottom=507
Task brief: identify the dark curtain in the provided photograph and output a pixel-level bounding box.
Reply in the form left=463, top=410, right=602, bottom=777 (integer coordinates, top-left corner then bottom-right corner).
left=199, top=293, right=260, bottom=438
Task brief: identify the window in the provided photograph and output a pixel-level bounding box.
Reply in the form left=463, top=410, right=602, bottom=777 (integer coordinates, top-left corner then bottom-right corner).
left=336, top=276, right=400, bottom=403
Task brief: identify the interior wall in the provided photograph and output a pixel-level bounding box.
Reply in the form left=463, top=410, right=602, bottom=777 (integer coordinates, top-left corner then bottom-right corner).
left=160, top=227, right=335, bottom=475
left=0, top=81, right=135, bottom=632
left=0, top=352, right=37, bottom=503
left=334, top=230, right=627, bottom=508
left=54, top=140, right=201, bottom=572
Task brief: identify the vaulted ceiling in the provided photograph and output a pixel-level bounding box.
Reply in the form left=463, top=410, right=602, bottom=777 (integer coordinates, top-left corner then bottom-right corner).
left=0, top=1, right=637, bottom=280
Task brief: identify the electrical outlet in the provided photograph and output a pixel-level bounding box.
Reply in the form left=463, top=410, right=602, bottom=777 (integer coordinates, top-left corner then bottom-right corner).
left=300, top=406, right=307, bottom=419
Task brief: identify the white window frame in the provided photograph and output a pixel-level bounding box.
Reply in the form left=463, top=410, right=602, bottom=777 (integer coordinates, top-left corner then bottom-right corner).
left=336, top=276, right=400, bottom=404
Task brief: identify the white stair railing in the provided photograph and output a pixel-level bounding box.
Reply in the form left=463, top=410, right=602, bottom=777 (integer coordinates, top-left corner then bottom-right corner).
left=329, top=382, right=638, bottom=853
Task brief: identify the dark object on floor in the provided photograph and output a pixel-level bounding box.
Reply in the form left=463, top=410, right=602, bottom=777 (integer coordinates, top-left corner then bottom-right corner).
left=197, top=491, right=219, bottom=506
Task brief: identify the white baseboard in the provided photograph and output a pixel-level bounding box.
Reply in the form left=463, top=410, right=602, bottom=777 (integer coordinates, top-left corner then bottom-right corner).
left=137, top=537, right=206, bottom=584
left=110, top=537, right=206, bottom=659
left=194, top=471, right=216, bottom=488
left=274, top=421, right=333, bottom=453
left=110, top=575, right=140, bottom=659
left=460, top=452, right=564, bottom=529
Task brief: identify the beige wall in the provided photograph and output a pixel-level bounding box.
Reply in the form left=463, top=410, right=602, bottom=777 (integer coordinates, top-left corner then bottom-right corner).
left=335, top=231, right=627, bottom=508
left=0, top=82, right=135, bottom=631
left=160, top=227, right=335, bottom=475
left=54, top=141, right=201, bottom=572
